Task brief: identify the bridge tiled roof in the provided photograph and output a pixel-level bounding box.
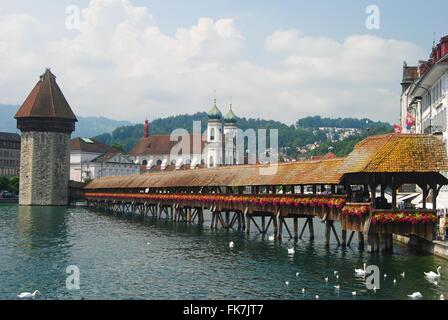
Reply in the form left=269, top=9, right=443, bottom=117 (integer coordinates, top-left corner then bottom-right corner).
left=337, top=133, right=448, bottom=173
left=85, top=134, right=448, bottom=190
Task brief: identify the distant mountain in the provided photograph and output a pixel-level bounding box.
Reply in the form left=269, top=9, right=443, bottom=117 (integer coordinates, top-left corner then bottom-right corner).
left=0, top=104, right=133, bottom=137
left=94, top=112, right=393, bottom=157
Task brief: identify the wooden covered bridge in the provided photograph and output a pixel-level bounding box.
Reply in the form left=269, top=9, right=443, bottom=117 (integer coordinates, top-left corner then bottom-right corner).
left=83, top=133, right=448, bottom=253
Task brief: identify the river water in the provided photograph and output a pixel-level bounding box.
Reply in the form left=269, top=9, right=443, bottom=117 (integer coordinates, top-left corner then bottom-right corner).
left=0, top=204, right=447, bottom=300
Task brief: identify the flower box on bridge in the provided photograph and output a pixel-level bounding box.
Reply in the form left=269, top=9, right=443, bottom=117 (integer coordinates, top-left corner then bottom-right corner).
left=340, top=203, right=371, bottom=232
left=368, top=209, right=437, bottom=240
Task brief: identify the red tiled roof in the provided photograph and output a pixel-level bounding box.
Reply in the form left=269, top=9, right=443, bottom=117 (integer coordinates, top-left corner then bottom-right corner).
left=129, top=134, right=206, bottom=156
left=15, top=69, right=77, bottom=121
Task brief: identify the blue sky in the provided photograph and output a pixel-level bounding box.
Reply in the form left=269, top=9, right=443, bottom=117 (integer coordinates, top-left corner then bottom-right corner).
left=0, top=0, right=446, bottom=123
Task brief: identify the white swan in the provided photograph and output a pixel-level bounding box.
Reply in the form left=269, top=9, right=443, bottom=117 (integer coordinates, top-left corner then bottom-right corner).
left=334, top=270, right=338, bottom=276
left=229, top=241, right=235, bottom=248
left=315, top=295, right=319, bottom=299
left=296, top=272, right=300, bottom=277
left=18, top=290, right=40, bottom=299
left=400, top=272, right=405, bottom=278
left=301, top=288, right=305, bottom=294
left=355, top=263, right=367, bottom=276
left=334, top=285, right=340, bottom=290
left=440, top=294, right=445, bottom=300
left=408, top=292, right=423, bottom=299
left=352, top=291, right=357, bottom=296
left=324, top=277, right=329, bottom=283
left=393, top=279, right=397, bottom=285
left=424, top=266, right=441, bottom=279
left=285, top=281, right=289, bottom=286
left=268, top=235, right=275, bottom=241
left=287, top=248, right=295, bottom=255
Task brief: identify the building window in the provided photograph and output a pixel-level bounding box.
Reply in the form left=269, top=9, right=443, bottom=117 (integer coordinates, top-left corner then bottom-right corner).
left=209, top=156, right=214, bottom=167
left=210, top=128, right=215, bottom=141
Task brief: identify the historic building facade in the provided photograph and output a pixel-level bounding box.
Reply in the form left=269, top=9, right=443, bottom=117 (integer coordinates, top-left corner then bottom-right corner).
left=70, top=137, right=139, bottom=182
left=15, top=69, right=77, bottom=206
left=130, top=100, right=240, bottom=170
left=0, top=132, right=21, bottom=177
left=400, top=35, right=448, bottom=140
left=399, top=35, right=448, bottom=208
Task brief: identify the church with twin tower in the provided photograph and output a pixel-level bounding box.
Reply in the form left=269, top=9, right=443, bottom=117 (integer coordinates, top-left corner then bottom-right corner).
left=15, top=69, right=77, bottom=206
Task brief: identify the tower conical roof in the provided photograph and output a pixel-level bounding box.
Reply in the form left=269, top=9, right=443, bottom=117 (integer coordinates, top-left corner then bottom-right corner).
left=207, top=99, right=222, bottom=120
left=15, top=69, right=77, bottom=121
left=224, top=104, right=237, bottom=124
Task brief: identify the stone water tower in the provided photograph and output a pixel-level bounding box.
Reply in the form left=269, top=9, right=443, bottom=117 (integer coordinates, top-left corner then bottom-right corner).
left=15, top=69, right=77, bottom=206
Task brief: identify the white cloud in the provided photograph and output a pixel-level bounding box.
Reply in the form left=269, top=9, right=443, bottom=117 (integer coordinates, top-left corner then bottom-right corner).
left=0, top=0, right=424, bottom=125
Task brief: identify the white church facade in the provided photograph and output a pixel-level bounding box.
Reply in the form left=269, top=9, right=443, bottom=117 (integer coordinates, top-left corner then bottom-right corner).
left=129, top=100, right=241, bottom=171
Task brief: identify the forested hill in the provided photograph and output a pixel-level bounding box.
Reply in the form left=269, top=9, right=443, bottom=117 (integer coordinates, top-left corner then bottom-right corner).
left=94, top=113, right=393, bottom=158
left=296, top=115, right=387, bottom=129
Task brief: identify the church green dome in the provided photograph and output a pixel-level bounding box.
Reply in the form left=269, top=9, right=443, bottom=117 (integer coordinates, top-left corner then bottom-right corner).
left=224, top=104, right=237, bottom=124
left=207, top=99, right=222, bottom=120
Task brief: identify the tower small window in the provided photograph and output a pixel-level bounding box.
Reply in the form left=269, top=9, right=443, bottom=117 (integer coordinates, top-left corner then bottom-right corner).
left=210, top=128, right=215, bottom=141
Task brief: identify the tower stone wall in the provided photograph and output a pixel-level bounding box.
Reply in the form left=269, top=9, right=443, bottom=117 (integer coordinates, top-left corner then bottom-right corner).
left=15, top=69, right=77, bottom=206
left=19, top=131, right=71, bottom=206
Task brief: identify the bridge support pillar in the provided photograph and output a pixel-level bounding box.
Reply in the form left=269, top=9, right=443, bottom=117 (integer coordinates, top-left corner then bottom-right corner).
left=277, top=216, right=283, bottom=240
left=367, top=234, right=380, bottom=253
left=308, top=218, right=314, bottom=240
left=245, top=214, right=251, bottom=234
left=325, top=221, right=332, bottom=246
left=293, top=218, right=299, bottom=239
left=272, top=215, right=278, bottom=238
left=341, top=230, right=347, bottom=247
left=382, top=234, right=393, bottom=253
left=261, top=216, right=266, bottom=234
left=358, top=232, right=364, bottom=250
left=225, top=211, right=230, bottom=228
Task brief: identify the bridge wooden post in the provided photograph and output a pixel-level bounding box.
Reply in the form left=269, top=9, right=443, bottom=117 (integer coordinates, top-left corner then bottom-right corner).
left=383, top=234, right=393, bottom=253
left=215, top=211, right=220, bottom=228
left=341, top=230, right=347, bottom=247
left=358, top=232, right=364, bottom=250
left=236, top=212, right=242, bottom=230
left=245, top=213, right=251, bottom=234
left=308, top=217, right=314, bottom=240
left=241, top=211, right=246, bottom=231
left=272, top=214, right=278, bottom=237
left=293, top=217, right=299, bottom=239
left=225, top=211, right=230, bottom=228
left=325, top=220, right=331, bottom=246
left=278, top=215, right=283, bottom=240
left=367, top=233, right=380, bottom=253
left=210, top=211, right=216, bottom=229
left=261, top=216, right=266, bottom=234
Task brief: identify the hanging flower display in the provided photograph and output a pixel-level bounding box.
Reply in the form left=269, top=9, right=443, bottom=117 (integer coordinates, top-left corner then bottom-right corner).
left=405, top=113, right=415, bottom=129
left=85, top=192, right=346, bottom=209
left=371, top=212, right=437, bottom=225
left=341, top=205, right=370, bottom=218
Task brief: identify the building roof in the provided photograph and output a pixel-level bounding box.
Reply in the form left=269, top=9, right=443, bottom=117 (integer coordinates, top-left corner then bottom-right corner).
left=0, top=132, right=21, bottom=142
left=70, top=137, right=119, bottom=154
left=129, top=134, right=206, bottom=156
left=91, top=152, right=136, bottom=164
left=15, top=69, right=77, bottom=121
left=207, top=99, right=222, bottom=120
left=85, top=158, right=345, bottom=189
left=337, top=133, right=448, bottom=174
left=85, top=133, right=448, bottom=190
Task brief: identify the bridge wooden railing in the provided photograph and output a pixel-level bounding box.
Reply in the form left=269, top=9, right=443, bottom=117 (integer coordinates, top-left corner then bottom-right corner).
left=84, top=192, right=347, bottom=216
